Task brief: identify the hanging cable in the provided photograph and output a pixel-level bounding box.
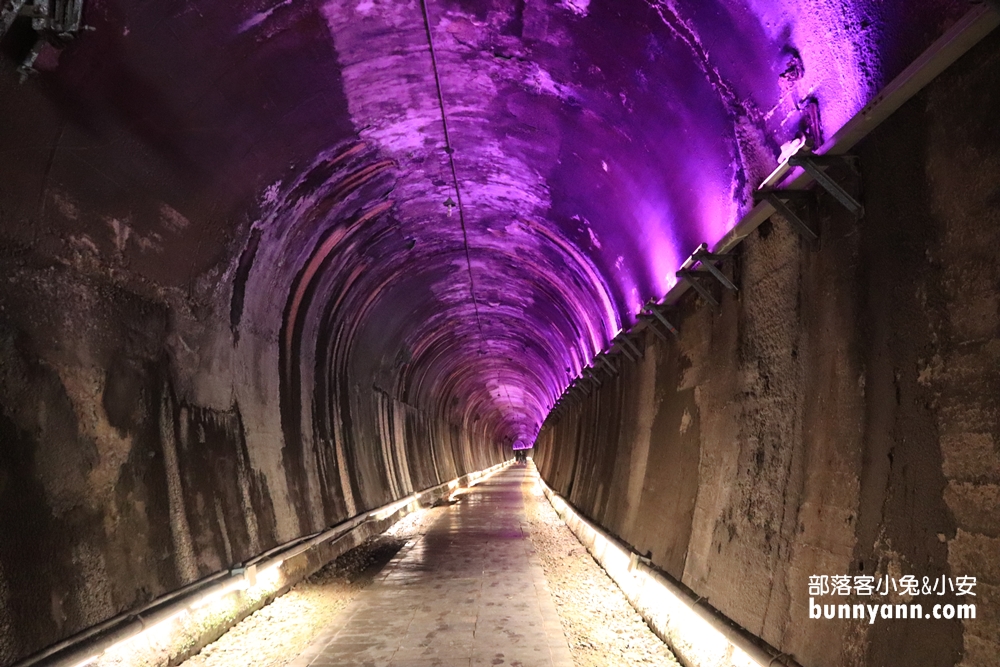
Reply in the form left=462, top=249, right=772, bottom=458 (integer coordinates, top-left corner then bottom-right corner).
left=418, top=0, right=517, bottom=419
left=418, top=0, right=483, bottom=341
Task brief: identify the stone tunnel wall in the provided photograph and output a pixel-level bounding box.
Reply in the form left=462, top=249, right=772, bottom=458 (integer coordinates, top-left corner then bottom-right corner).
left=0, top=3, right=519, bottom=663
left=0, top=228, right=504, bottom=666
left=0, top=96, right=507, bottom=667
left=534, top=29, right=1000, bottom=667
left=0, top=253, right=504, bottom=666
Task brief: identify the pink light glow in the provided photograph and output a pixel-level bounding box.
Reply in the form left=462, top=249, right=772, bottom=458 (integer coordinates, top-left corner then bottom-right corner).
left=293, top=0, right=969, bottom=446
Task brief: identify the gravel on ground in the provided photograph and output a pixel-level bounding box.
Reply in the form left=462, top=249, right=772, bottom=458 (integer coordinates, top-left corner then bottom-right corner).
left=178, top=507, right=442, bottom=667
left=521, top=473, right=681, bottom=667
left=179, top=471, right=679, bottom=667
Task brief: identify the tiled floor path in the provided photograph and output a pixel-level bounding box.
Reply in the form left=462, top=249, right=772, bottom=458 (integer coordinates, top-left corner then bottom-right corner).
left=287, top=465, right=573, bottom=667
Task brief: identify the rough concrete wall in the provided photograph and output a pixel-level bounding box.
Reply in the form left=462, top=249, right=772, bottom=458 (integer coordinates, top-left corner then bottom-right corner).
left=0, top=0, right=984, bottom=663
left=534, top=29, right=1000, bottom=667
left=0, top=209, right=504, bottom=667
left=0, top=14, right=505, bottom=667
left=0, top=188, right=504, bottom=667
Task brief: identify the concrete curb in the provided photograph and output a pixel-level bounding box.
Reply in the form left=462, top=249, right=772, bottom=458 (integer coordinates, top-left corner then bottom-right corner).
left=538, top=476, right=800, bottom=667
left=13, top=460, right=513, bottom=667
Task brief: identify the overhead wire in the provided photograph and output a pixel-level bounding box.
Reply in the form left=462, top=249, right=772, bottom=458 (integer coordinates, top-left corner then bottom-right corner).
left=418, top=0, right=518, bottom=424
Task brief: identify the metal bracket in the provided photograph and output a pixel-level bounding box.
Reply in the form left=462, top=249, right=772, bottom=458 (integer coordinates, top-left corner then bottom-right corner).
left=639, top=302, right=678, bottom=342
left=595, top=353, right=618, bottom=376
left=754, top=188, right=818, bottom=240
left=583, top=367, right=602, bottom=388
left=692, top=245, right=738, bottom=292
left=638, top=314, right=669, bottom=342
left=677, top=243, right=737, bottom=307
left=647, top=305, right=679, bottom=335
left=787, top=152, right=863, bottom=216
left=616, top=345, right=637, bottom=363
left=617, top=332, right=642, bottom=359
left=676, top=269, right=720, bottom=306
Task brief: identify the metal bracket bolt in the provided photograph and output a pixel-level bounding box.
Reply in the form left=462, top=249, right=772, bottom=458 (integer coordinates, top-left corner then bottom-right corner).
left=615, top=332, right=642, bottom=360
left=640, top=303, right=679, bottom=341
left=754, top=188, right=819, bottom=240
left=676, top=243, right=737, bottom=307
left=596, top=353, right=618, bottom=376
left=787, top=152, right=863, bottom=216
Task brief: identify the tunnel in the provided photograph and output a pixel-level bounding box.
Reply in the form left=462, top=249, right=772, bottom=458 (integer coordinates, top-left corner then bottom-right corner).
left=0, top=0, right=998, bottom=665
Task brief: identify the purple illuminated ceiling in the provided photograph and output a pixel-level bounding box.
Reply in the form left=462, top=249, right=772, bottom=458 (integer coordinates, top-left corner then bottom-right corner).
left=202, top=0, right=967, bottom=448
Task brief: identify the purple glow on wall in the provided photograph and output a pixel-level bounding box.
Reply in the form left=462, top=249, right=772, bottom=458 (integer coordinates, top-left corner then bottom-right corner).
left=251, top=0, right=968, bottom=451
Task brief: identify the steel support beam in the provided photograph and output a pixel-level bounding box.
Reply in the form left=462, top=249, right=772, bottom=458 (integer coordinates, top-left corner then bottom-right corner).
left=755, top=189, right=819, bottom=240
left=676, top=269, right=720, bottom=306
left=787, top=153, right=863, bottom=215
left=638, top=314, right=670, bottom=342
left=646, top=306, right=679, bottom=336
left=692, top=247, right=738, bottom=292
left=620, top=333, right=642, bottom=359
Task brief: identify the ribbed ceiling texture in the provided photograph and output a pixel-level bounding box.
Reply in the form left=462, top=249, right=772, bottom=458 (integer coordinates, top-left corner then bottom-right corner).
left=22, top=0, right=964, bottom=450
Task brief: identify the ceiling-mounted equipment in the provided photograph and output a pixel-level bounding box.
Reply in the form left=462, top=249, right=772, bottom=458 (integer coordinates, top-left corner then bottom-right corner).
left=787, top=152, right=863, bottom=216
left=676, top=243, right=737, bottom=307
left=640, top=301, right=679, bottom=341
left=1, top=0, right=92, bottom=81
left=754, top=189, right=819, bottom=240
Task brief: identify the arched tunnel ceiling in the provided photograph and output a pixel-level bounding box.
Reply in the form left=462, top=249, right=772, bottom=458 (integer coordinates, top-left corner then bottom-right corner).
left=2, top=0, right=965, bottom=450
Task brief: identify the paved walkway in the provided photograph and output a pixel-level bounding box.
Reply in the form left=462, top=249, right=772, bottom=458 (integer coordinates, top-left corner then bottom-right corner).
left=288, top=465, right=574, bottom=667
